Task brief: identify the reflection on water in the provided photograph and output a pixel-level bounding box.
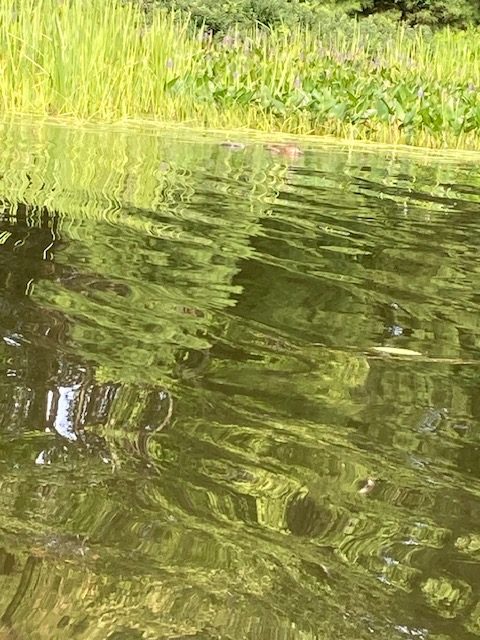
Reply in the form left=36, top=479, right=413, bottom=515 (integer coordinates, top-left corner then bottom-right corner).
left=0, top=122, right=480, bottom=638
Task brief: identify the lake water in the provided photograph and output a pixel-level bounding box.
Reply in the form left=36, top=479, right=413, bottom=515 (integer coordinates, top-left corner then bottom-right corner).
left=1, top=120, right=480, bottom=639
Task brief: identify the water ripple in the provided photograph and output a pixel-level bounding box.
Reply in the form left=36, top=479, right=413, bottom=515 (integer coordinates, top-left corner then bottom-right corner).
left=0, top=123, right=479, bottom=638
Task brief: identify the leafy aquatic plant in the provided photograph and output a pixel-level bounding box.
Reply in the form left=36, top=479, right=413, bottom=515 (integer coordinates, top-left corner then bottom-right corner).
left=0, top=0, right=480, bottom=147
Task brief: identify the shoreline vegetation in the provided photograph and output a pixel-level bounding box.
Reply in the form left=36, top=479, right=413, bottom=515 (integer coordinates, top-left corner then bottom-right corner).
left=2, top=0, right=480, bottom=149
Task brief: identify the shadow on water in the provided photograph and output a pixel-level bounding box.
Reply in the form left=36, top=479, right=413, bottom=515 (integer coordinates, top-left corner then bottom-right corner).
left=0, top=122, right=480, bottom=638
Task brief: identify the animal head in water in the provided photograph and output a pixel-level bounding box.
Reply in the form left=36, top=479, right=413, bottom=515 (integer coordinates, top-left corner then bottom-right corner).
left=266, top=143, right=304, bottom=159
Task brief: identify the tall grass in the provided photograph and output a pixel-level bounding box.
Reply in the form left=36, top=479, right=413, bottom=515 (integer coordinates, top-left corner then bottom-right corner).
left=1, top=0, right=480, bottom=147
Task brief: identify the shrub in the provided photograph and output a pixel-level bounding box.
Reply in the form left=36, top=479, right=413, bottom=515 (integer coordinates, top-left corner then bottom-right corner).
left=134, top=0, right=364, bottom=33
left=351, top=0, right=480, bottom=27
left=134, top=0, right=480, bottom=31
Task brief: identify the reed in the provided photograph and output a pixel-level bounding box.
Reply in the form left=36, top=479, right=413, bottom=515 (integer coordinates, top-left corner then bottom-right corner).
left=1, top=0, right=480, bottom=148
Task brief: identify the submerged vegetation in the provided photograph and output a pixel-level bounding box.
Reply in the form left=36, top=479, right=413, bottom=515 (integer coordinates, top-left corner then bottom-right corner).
left=1, top=0, right=480, bottom=147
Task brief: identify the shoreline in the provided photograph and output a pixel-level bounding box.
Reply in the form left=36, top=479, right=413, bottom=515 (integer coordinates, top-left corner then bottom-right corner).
left=3, top=112, right=480, bottom=164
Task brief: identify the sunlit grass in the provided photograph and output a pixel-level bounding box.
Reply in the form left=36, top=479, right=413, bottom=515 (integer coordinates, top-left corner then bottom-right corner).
left=1, top=0, right=480, bottom=148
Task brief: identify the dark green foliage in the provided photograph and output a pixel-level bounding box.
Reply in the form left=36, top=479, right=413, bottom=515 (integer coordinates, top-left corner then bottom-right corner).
left=357, top=0, right=480, bottom=27
left=136, top=0, right=345, bottom=32
left=133, top=0, right=480, bottom=32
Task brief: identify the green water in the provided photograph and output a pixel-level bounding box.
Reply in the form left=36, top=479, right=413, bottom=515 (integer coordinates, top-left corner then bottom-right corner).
left=1, top=121, right=480, bottom=639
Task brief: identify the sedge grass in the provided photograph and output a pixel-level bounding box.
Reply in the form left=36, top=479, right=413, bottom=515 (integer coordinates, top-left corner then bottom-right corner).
left=1, top=0, right=480, bottom=148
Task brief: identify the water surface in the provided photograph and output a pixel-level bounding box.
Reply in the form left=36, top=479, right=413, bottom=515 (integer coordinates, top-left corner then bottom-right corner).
left=0, top=122, right=480, bottom=639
